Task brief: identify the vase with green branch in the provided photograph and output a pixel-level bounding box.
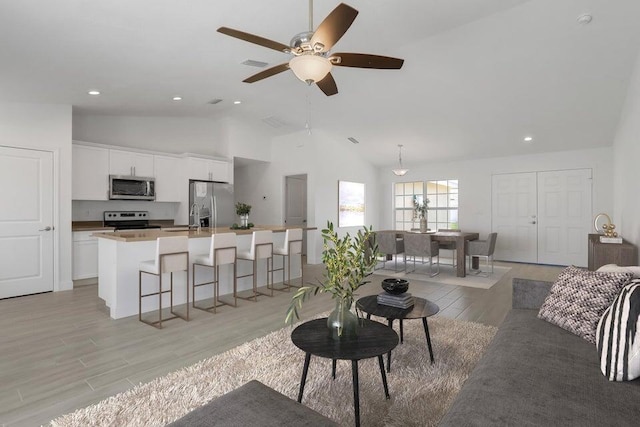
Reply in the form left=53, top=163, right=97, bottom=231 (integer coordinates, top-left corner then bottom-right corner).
left=285, top=221, right=378, bottom=339
left=413, top=195, right=430, bottom=232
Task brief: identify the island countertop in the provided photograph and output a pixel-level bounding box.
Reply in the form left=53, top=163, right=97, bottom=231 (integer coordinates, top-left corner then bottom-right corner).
left=93, top=225, right=317, bottom=242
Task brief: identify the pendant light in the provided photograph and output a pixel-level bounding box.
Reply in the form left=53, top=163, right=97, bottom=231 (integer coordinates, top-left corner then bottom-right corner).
left=392, top=144, right=408, bottom=176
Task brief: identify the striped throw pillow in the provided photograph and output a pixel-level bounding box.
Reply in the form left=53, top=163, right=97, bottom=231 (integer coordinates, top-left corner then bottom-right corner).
left=596, top=280, right=640, bottom=381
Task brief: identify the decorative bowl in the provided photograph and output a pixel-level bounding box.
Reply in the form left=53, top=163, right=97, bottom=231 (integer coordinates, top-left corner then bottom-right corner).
left=381, top=278, right=409, bottom=295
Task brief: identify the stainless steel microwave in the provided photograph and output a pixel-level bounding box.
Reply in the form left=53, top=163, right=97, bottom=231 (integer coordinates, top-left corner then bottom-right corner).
left=109, top=175, right=155, bottom=201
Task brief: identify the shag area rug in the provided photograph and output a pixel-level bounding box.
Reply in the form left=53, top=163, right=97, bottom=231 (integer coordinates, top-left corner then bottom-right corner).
left=51, top=315, right=496, bottom=427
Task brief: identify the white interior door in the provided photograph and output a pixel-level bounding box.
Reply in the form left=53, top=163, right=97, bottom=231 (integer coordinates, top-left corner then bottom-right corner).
left=537, top=169, right=592, bottom=266
left=285, top=175, right=307, bottom=255
left=0, top=146, right=54, bottom=298
left=492, top=172, right=538, bottom=263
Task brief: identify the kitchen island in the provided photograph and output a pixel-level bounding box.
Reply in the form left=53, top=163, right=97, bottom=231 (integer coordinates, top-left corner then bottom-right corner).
left=95, top=226, right=316, bottom=319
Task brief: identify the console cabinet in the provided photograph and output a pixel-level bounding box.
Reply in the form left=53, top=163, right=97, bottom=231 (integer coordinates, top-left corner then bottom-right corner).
left=587, top=234, right=638, bottom=270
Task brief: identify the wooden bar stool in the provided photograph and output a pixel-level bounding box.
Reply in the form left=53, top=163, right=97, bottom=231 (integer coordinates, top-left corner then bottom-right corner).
left=237, top=230, right=274, bottom=300
left=139, top=236, right=189, bottom=329
left=192, top=232, right=237, bottom=313
left=271, top=228, right=303, bottom=291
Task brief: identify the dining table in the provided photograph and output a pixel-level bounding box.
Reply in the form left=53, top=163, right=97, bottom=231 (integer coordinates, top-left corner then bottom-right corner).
left=427, top=231, right=479, bottom=277
left=378, top=230, right=479, bottom=277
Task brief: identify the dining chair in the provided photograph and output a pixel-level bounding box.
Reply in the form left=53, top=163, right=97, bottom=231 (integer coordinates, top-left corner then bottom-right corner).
left=404, top=233, right=440, bottom=276
left=466, top=232, right=498, bottom=276
left=376, top=231, right=405, bottom=272
left=138, top=236, right=189, bottom=328
left=192, top=232, right=237, bottom=313
left=438, top=228, right=460, bottom=267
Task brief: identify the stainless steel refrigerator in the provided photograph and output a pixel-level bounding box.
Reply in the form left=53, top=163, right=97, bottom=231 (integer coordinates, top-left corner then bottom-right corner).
left=188, top=180, right=235, bottom=228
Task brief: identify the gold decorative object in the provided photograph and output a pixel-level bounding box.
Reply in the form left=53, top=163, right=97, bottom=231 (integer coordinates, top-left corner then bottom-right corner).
left=594, top=213, right=618, bottom=237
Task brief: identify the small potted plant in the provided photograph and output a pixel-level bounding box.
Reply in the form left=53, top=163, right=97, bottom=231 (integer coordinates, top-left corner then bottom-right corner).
left=235, top=202, right=251, bottom=227
left=286, top=221, right=378, bottom=339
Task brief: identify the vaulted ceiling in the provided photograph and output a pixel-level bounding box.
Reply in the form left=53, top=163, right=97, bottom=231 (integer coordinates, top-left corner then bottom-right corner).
left=1, top=0, right=639, bottom=166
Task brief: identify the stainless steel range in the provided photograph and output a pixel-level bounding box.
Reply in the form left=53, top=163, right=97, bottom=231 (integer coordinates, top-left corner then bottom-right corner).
left=103, top=211, right=161, bottom=231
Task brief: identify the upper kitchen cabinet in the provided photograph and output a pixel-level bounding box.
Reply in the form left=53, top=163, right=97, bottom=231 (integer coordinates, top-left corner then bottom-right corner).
left=186, top=156, right=232, bottom=183
left=72, top=144, right=109, bottom=200
left=154, top=155, right=183, bottom=202
left=109, top=149, right=155, bottom=177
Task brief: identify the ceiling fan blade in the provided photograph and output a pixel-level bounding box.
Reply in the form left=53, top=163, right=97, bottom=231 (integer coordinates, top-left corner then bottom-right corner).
left=310, top=3, right=358, bottom=52
left=316, top=72, right=338, bottom=96
left=217, top=27, right=290, bottom=53
left=331, top=53, right=404, bottom=69
left=243, top=63, right=290, bottom=83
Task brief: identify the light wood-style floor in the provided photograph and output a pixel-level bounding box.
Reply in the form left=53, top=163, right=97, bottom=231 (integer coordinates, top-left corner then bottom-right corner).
left=0, top=261, right=563, bottom=427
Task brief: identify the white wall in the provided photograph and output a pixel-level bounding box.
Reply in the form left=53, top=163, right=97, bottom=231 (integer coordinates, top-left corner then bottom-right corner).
left=73, top=114, right=275, bottom=162
left=613, top=49, right=640, bottom=259
left=379, top=147, right=614, bottom=237
left=73, top=114, right=229, bottom=157
left=0, top=103, right=73, bottom=291
left=234, top=129, right=380, bottom=264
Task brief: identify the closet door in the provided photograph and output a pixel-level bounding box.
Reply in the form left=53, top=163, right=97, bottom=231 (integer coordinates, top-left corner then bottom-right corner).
left=492, top=173, right=538, bottom=263
left=537, top=169, right=592, bottom=266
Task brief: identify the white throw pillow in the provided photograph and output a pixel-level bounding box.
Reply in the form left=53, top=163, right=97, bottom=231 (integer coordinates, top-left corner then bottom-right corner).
left=597, top=264, right=640, bottom=279
left=596, top=280, right=640, bottom=381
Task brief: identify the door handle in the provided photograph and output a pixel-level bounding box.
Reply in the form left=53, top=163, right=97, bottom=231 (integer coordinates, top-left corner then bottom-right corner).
left=530, top=221, right=537, bottom=225
left=39, top=226, right=52, bottom=231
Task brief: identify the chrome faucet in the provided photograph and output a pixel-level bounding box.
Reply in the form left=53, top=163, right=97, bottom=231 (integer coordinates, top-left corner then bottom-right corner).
left=189, top=202, right=201, bottom=231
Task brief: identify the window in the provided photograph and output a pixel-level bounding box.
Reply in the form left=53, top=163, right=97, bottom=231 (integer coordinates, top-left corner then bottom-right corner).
left=393, top=180, right=458, bottom=231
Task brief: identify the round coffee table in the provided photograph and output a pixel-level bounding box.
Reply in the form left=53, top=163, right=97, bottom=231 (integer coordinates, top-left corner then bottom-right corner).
left=356, top=295, right=439, bottom=372
left=291, top=318, right=398, bottom=427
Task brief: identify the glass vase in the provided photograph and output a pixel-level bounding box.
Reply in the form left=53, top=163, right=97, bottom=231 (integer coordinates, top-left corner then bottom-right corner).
left=327, top=297, right=359, bottom=340
left=420, top=218, right=428, bottom=233
left=240, top=214, right=249, bottom=227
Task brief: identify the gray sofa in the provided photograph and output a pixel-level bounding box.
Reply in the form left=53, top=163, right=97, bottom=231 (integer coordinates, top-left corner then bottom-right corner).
left=439, top=278, right=640, bottom=426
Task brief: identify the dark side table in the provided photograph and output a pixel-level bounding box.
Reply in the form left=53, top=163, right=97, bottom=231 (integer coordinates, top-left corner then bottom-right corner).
left=356, top=295, right=439, bottom=372
left=291, top=318, right=399, bottom=427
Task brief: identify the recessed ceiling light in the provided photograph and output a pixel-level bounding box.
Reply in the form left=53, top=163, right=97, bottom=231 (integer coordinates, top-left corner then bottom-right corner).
left=88, top=90, right=100, bottom=96
left=172, top=96, right=182, bottom=101
left=233, top=100, right=242, bottom=105
left=577, top=14, right=592, bottom=25
left=524, top=136, right=533, bottom=142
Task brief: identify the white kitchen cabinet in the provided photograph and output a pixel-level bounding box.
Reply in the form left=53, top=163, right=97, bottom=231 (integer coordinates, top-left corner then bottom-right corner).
left=109, top=149, right=155, bottom=177
left=72, top=144, right=109, bottom=200
left=186, top=157, right=232, bottom=183
left=73, top=230, right=113, bottom=280
left=154, top=154, right=183, bottom=202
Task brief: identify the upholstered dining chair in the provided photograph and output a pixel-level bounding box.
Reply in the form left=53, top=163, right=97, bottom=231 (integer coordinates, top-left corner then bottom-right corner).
left=466, top=232, right=498, bottom=276
left=404, top=233, right=440, bottom=276
left=437, top=228, right=460, bottom=267
left=376, top=231, right=405, bottom=272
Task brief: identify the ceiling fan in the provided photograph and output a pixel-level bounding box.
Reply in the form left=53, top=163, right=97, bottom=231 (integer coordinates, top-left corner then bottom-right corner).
left=217, top=1, right=404, bottom=96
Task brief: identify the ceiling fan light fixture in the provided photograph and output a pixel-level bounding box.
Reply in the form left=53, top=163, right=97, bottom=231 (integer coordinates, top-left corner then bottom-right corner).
left=392, top=144, right=408, bottom=176
left=289, top=54, right=332, bottom=84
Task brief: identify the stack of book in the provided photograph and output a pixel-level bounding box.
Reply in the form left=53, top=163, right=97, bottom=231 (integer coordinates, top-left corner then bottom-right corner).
left=377, top=292, right=415, bottom=309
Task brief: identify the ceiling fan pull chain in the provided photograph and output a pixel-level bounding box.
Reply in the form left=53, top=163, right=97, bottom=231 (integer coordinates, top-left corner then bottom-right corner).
left=305, top=91, right=312, bottom=136
left=309, top=0, right=313, bottom=32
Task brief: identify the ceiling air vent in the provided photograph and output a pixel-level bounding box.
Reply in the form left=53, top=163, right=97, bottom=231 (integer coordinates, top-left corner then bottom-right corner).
left=262, top=116, right=288, bottom=128
left=242, top=59, right=268, bottom=68
left=347, top=137, right=360, bottom=144
left=208, top=98, right=223, bottom=105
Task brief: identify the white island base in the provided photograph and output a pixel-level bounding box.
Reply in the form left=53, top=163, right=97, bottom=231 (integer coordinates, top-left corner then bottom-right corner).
left=97, top=230, right=305, bottom=319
